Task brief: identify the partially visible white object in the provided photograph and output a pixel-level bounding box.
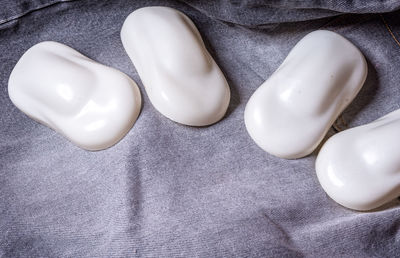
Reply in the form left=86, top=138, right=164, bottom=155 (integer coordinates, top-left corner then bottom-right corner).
left=316, top=109, right=400, bottom=211
left=8, top=41, right=142, bottom=151
left=121, top=6, right=230, bottom=126
left=244, top=30, right=367, bottom=159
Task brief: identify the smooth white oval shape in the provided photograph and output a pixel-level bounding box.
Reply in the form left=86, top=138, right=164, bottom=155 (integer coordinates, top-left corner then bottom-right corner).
left=316, top=109, right=400, bottom=211
left=121, top=6, right=230, bottom=126
left=8, top=41, right=142, bottom=151
left=244, top=30, right=367, bottom=159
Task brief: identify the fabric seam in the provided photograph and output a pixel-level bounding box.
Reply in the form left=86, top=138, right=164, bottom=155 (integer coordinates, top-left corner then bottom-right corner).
left=0, top=0, right=79, bottom=26
left=380, top=14, right=400, bottom=48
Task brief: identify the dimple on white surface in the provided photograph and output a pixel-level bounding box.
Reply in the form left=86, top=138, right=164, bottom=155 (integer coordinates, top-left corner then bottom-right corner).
left=244, top=30, right=368, bottom=159
left=121, top=6, right=231, bottom=126
left=316, top=109, right=400, bottom=211
left=8, top=41, right=142, bottom=151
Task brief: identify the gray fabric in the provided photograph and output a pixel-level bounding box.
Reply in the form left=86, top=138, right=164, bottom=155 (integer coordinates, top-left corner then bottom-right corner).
left=1, top=0, right=400, bottom=257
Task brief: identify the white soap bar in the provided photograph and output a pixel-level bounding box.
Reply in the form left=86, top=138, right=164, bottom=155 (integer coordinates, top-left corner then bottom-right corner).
left=8, top=41, right=141, bottom=151
left=121, top=6, right=230, bottom=126
left=244, top=30, right=367, bottom=159
left=316, top=109, right=400, bottom=211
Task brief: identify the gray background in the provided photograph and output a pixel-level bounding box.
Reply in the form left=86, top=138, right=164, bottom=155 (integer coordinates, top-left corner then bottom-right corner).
left=1, top=0, right=400, bottom=257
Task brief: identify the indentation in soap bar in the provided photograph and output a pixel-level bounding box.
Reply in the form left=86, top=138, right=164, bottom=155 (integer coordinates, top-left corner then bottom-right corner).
left=121, top=6, right=230, bottom=126
left=316, top=109, right=400, bottom=211
left=244, top=30, right=367, bottom=159
left=8, top=41, right=141, bottom=150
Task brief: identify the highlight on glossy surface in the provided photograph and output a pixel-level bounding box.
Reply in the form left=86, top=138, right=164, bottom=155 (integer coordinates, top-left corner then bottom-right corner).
left=316, top=109, right=400, bottom=211
left=8, top=41, right=142, bottom=151
left=244, top=30, right=368, bottom=159
left=121, top=6, right=230, bottom=126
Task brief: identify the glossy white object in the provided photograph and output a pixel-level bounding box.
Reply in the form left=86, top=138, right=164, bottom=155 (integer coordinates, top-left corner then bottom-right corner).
left=316, top=109, right=400, bottom=211
left=8, top=41, right=141, bottom=151
left=244, top=30, right=367, bottom=159
left=121, top=6, right=230, bottom=126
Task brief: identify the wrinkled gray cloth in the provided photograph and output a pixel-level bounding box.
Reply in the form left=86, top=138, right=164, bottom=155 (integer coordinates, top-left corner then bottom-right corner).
left=1, top=0, right=400, bottom=257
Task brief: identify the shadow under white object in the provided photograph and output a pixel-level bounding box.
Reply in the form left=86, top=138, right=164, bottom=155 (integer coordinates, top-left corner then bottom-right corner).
left=316, top=109, right=400, bottom=211
left=244, top=30, right=367, bottom=159
left=8, top=41, right=142, bottom=151
left=121, top=6, right=230, bottom=126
